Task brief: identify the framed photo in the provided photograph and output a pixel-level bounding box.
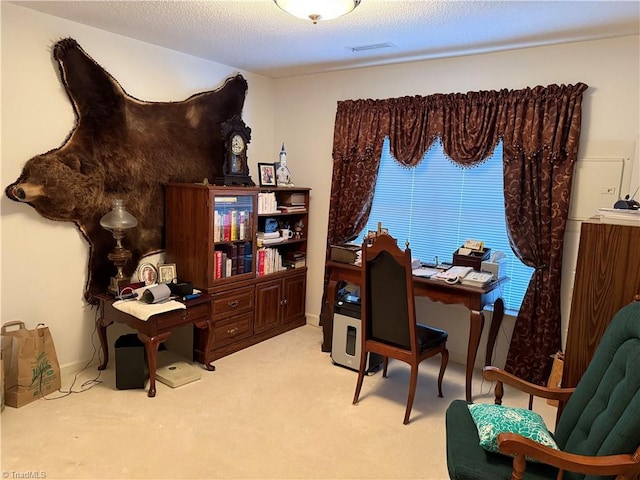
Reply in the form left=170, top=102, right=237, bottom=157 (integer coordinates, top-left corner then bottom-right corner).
left=158, top=263, right=177, bottom=284
left=258, top=163, right=277, bottom=187
left=137, top=262, right=158, bottom=285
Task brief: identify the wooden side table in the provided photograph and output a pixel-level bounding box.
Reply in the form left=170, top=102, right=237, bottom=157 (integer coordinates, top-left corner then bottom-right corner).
left=95, top=293, right=215, bottom=397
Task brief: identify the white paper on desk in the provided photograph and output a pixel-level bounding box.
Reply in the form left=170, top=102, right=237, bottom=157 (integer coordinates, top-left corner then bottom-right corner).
left=412, top=267, right=439, bottom=278
left=113, top=284, right=185, bottom=321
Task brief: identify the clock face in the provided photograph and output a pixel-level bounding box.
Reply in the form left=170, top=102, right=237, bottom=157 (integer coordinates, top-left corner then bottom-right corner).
left=231, top=134, right=245, bottom=155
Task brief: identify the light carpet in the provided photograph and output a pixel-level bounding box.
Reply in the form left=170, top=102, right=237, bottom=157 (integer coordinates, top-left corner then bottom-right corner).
left=0, top=324, right=557, bottom=479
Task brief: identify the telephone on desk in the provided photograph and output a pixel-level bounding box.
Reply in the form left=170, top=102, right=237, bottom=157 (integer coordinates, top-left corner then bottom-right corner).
left=433, top=267, right=494, bottom=286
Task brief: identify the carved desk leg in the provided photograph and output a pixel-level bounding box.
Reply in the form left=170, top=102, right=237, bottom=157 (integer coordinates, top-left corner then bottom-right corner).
left=194, top=318, right=216, bottom=371
left=138, top=331, right=171, bottom=398
left=96, top=302, right=112, bottom=371
left=484, top=297, right=505, bottom=366
left=321, top=278, right=340, bottom=352
left=466, top=309, right=485, bottom=402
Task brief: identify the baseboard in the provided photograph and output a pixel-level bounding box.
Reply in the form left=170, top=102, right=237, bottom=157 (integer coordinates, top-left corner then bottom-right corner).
left=306, top=312, right=320, bottom=327
left=59, top=359, right=102, bottom=388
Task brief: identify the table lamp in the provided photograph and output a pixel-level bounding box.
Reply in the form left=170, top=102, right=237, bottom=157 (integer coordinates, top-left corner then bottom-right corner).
left=100, top=199, right=138, bottom=294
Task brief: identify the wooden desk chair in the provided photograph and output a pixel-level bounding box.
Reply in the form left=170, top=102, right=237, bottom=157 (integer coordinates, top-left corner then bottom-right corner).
left=352, top=233, right=449, bottom=425
left=446, top=296, right=640, bottom=480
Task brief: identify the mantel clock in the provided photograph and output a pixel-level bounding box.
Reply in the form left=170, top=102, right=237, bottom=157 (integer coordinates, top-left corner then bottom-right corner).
left=215, top=115, right=255, bottom=186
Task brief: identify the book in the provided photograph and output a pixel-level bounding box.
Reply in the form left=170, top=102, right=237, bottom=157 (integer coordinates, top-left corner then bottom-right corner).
left=225, top=257, right=232, bottom=278
left=223, top=212, right=231, bottom=241
left=239, top=210, right=247, bottom=240
left=258, top=231, right=280, bottom=239
left=236, top=243, right=245, bottom=274
left=243, top=242, right=253, bottom=274
left=230, top=210, right=237, bottom=240
left=257, top=248, right=266, bottom=276
left=214, top=251, right=223, bottom=279
left=284, top=251, right=306, bottom=261
left=277, top=205, right=306, bottom=213
left=284, top=259, right=306, bottom=269
left=258, top=236, right=283, bottom=246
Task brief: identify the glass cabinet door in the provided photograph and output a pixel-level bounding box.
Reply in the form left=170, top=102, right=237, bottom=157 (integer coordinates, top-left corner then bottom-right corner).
left=212, top=194, right=254, bottom=280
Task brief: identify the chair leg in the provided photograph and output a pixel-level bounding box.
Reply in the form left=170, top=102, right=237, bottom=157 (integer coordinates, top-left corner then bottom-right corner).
left=437, top=347, right=449, bottom=398
left=404, top=364, right=419, bottom=425
left=382, top=356, right=389, bottom=377
left=352, top=351, right=368, bottom=405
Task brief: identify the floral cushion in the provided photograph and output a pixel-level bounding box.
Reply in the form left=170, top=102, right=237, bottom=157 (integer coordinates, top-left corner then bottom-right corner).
left=467, top=403, right=559, bottom=454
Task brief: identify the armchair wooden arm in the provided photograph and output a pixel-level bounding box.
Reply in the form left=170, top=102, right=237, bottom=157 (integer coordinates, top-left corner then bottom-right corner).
left=483, top=366, right=574, bottom=407
left=498, top=433, right=640, bottom=480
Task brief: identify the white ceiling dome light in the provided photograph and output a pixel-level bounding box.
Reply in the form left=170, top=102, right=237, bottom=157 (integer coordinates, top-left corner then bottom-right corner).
left=274, top=0, right=361, bottom=24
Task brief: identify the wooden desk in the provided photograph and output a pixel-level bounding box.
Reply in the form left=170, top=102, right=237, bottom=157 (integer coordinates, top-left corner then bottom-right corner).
left=96, top=293, right=215, bottom=397
left=321, top=261, right=507, bottom=402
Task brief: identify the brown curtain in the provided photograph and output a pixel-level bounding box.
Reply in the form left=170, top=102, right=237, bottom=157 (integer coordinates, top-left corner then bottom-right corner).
left=322, top=83, right=587, bottom=384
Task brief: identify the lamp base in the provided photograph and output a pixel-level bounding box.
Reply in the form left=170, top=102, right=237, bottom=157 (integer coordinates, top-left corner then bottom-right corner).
left=108, top=277, right=133, bottom=296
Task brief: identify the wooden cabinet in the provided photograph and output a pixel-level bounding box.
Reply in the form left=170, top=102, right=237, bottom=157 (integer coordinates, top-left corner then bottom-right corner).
left=255, top=272, right=307, bottom=334
left=562, top=219, right=640, bottom=388
left=282, top=272, right=306, bottom=324
left=166, top=183, right=310, bottom=363
left=255, top=278, right=282, bottom=334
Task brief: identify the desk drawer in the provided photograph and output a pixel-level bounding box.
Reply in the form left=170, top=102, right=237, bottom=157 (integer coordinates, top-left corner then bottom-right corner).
left=212, top=286, right=254, bottom=319
left=213, top=312, right=253, bottom=349
left=155, top=302, right=210, bottom=330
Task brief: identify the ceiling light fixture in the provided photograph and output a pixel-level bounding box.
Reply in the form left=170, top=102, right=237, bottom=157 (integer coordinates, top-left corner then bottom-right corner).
left=274, top=0, right=361, bottom=24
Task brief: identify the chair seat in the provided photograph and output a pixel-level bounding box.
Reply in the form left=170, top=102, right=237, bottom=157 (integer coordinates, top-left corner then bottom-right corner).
left=446, top=399, right=559, bottom=480
left=416, top=324, right=448, bottom=351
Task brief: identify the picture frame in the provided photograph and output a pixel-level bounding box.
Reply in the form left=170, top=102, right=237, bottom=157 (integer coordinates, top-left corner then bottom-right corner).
left=137, top=262, right=158, bottom=285
left=258, top=163, right=277, bottom=187
left=158, top=263, right=177, bottom=284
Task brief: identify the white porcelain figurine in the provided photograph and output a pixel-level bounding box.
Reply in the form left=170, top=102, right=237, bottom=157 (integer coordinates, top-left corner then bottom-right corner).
left=276, top=143, right=294, bottom=186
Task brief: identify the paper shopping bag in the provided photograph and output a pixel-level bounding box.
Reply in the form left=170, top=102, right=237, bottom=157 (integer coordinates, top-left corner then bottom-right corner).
left=1, top=321, right=61, bottom=408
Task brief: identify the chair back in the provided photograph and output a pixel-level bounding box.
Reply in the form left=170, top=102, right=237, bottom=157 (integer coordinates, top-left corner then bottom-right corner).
left=362, top=234, right=416, bottom=351
left=554, top=301, right=640, bottom=478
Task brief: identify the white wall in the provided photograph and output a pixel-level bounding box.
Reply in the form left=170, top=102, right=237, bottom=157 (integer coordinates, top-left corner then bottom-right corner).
left=274, top=35, right=640, bottom=366
left=2, top=2, right=638, bottom=371
left=0, top=3, right=275, bottom=370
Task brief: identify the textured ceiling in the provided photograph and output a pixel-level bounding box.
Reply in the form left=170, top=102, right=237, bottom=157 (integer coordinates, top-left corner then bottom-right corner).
left=13, top=0, right=640, bottom=79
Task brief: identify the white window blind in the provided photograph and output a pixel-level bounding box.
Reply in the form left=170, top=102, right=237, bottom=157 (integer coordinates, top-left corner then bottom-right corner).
left=358, top=138, right=533, bottom=311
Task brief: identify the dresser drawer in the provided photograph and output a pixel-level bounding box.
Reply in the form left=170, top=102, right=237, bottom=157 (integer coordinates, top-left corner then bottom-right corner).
left=213, top=312, right=253, bottom=349
left=155, top=301, right=210, bottom=330
left=211, top=286, right=254, bottom=319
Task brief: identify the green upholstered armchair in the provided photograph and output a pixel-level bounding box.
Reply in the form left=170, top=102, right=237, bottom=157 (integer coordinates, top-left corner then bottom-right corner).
left=446, top=299, right=640, bottom=480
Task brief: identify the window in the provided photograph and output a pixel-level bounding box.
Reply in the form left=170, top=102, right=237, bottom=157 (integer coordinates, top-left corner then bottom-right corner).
left=358, top=138, right=533, bottom=312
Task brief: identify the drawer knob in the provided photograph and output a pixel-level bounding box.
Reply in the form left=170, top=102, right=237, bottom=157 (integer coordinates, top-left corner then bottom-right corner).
left=227, top=327, right=239, bottom=336
left=180, top=311, right=189, bottom=319
left=228, top=300, right=239, bottom=308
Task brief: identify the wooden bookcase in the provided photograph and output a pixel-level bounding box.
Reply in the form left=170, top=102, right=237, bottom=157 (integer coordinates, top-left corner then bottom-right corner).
left=165, top=183, right=310, bottom=362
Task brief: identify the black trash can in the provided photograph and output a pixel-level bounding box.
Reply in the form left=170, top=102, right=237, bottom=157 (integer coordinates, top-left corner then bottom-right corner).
left=114, top=334, right=147, bottom=390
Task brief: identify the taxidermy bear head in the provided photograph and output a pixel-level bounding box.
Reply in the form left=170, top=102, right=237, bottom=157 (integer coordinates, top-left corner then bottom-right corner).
left=5, top=38, right=248, bottom=303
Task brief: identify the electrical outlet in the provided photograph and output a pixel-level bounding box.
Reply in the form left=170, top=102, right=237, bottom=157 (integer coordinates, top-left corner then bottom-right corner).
left=601, top=186, right=616, bottom=195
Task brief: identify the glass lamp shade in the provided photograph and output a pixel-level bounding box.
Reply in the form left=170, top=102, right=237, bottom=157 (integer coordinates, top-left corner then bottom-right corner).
left=100, top=199, right=138, bottom=232
left=100, top=199, right=137, bottom=294
left=274, top=0, right=361, bottom=23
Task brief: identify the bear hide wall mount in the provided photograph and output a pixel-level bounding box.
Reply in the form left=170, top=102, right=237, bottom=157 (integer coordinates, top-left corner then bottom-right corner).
left=5, top=38, right=248, bottom=303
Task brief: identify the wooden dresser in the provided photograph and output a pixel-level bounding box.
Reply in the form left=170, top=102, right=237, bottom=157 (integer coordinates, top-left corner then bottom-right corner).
left=562, top=218, right=640, bottom=388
